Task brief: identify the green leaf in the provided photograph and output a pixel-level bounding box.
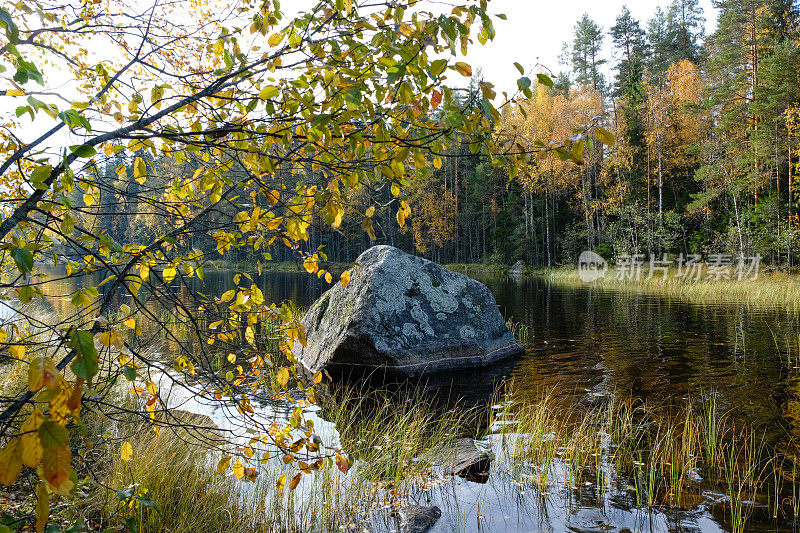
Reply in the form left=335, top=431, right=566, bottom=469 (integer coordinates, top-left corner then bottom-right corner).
left=122, top=366, right=136, bottom=382
left=517, top=76, right=531, bottom=90
left=596, top=127, right=615, bottom=146
left=30, top=164, right=52, bottom=190
left=69, top=144, right=97, bottom=158
left=69, top=330, right=98, bottom=383
left=38, top=421, right=69, bottom=449
left=0, top=8, right=19, bottom=44
left=11, top=247, right=33, bottom=275
left=429, top=59, right=447, bottom=76
left=346, top=88, right=362, bottom=105
left=514, top=62, right=524, bottom=75
left=537, top=73, right=554, bottom=87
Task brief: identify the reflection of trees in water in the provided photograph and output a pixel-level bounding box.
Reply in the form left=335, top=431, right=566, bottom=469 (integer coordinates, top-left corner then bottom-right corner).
left=474, top=276, right=800, bottom=442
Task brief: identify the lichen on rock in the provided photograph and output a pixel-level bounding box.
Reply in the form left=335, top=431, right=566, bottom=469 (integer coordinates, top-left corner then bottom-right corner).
left=293, top=246, right=524, bottom=377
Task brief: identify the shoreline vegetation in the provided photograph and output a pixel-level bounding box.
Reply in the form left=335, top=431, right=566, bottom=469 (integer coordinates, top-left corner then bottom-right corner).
left=56, top=385, right=800, bottom=533
left=525, top=266, right=800, bottom=309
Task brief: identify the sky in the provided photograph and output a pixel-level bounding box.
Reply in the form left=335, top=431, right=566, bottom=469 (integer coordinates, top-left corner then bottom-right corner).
left=463, top=0, right=718, bottom=94
left=1, top=0, right=720, bottom=148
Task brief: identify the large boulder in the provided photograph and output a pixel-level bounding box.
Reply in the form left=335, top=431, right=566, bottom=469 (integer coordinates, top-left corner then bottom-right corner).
left=293, top=245, right=524, bottom=377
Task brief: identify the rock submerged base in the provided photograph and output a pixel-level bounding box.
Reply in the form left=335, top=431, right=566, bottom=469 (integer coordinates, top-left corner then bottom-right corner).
left=293, top=246, right=524, bottom=378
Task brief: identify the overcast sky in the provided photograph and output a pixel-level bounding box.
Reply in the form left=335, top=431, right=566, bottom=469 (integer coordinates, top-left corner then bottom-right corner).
left=464, top=0, right=718, bottom=94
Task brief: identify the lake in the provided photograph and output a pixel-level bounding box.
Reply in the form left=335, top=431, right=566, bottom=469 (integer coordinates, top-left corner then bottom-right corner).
left=33, top=267, right=800, bottom=531
left=190, top=268, right=800, bottom=532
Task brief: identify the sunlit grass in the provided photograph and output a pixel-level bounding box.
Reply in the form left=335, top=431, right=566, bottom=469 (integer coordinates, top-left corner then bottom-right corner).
left=64, top=384, right=800, bottom=533
left=529, top=267, right=800, bottom=309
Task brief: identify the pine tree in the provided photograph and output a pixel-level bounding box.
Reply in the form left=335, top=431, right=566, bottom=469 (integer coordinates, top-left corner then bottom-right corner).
left=610, top=5, right=648, bottom=96
left=666, top=0, right=706, bottom=63
left=647, top=7, right=673, bottom=83
left=572, top=14, right=606, bottom=92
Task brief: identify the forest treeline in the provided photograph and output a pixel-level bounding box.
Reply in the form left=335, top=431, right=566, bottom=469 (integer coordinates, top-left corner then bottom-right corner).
left=90, top=0, right=800, bottom=268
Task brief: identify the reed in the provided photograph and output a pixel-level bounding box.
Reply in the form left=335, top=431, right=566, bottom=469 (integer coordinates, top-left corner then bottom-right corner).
left=528, top=266, right=800, bottom=310
left=57, top=384, right=800, bottom=533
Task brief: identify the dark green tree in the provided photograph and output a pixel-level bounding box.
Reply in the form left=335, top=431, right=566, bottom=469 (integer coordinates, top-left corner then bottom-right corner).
left=667, top=0, right=706, bottom=63
left=572, top=13, right=607, bottom=92
left=610, top=5, right=648, bottom=96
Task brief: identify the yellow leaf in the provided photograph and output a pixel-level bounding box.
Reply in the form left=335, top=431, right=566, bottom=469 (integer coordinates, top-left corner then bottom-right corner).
left=163, top=265, right=177, bottom=283
left=35, top=480, right=48, bottom=533
left=365, top=206, right=375, bottom=218
left=9, top=344, right=24, bottom=360
left=42, top=446, right=70, bottom=489
left=259, top=86, right=279, bottom=100
left=340, top=270, right=351, bottom=287
left=245, top=326, right=255, bottom=345
left=276, top=367, right=290, bottom=389
left=133, top=157, right=146, bottom=178
left=303, top=256, right=318, bottom=274
left=217, top=455, right=231, bottom=474
left=335, top=452, right=350, bottom=474
left=120, top=441, right=133, bottom=462
left=289, top=472, right=301, bottom=490
left=251, top=285, right=264, bottom=306
left=29, top=357, right=60, bottom=392
left=99, top=330, right=124, bottom=348
left=432, top=156, right=442, bottom=170
left=233, top=460, right=244, bottom=480
left=7, top=89, right=25, bottom=96
left=21, top=409, right=44, bottom=467
left=124, top=317, right=136, bottom=329
left=266, top=189, right=280, bottom=205
left=397, top=208, right=406, bottom=228
left=276, top=473, right=286, bottom=491
left=0, top=438, right=22, bottom=486
left=324, top=272, right=332, bottom=284
left=333, top=205, right=344, bottom=228
left=268, top=32, right=284, bottom=47
left=313, top=371, right=322, bottom=384
left=454, top=61, right=473, bottom=77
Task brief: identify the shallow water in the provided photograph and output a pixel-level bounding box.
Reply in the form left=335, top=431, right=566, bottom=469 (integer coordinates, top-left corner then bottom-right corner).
left=29, top=267, right=800, bottom=531
left=195, top=269, right=800, bottom=532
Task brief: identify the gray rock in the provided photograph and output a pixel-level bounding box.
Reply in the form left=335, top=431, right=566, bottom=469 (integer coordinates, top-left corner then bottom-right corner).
left=399, top=505, right=441, bottom=533
left=293, top=245, right=524, bottom=377
left=439, top=438, right=491, bottom=482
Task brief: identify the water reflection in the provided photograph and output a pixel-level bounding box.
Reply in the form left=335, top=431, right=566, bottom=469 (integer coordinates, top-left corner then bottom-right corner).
left=25, top=268, right=800, bottom=532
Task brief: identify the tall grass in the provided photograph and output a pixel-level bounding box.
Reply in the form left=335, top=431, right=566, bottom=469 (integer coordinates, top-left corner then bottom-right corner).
left=66, top=384, right=800, bottom=533
left=529, top=267, right=800, bottom=309
left=493, top=388, right=800, bottom=532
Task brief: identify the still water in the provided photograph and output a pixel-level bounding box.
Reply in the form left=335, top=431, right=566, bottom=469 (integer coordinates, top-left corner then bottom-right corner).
left=190, top=268, right=800, bottom=532
left=235, top=269, right=800, bottom=432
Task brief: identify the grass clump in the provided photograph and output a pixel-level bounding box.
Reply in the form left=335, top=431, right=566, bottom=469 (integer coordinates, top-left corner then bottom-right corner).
left=77, top=415, right=265, bottom=533
left=492, top=387, right=800, bottom=532
left=528, top=266, right=800, bottom=309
